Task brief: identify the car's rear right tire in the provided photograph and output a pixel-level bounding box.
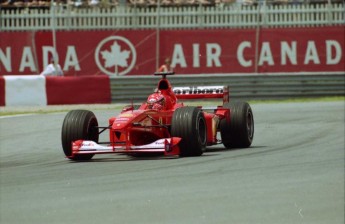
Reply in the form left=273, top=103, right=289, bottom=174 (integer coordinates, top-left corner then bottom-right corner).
left=220, top=102, right=254, bottom=149
left=171, top=107, right=207, bottom=157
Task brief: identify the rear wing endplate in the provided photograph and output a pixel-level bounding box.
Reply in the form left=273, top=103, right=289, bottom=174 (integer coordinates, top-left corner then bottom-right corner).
left=173, top=86, right=229, bottom=103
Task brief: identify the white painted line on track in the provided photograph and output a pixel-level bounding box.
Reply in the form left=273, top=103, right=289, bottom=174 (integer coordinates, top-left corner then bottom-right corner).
left=0, top=114, right=35, bottom=119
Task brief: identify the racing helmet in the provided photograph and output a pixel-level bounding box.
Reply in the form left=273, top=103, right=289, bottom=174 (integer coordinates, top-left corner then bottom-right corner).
left=147, top=93, right=165, bottom=110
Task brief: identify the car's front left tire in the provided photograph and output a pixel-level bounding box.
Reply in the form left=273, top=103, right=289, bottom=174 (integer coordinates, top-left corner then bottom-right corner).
left=171, top=107, right=207, bottom=157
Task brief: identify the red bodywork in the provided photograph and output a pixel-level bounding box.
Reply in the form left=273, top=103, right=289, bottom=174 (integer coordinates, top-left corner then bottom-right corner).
left=70, top=72, right=230, bottom=158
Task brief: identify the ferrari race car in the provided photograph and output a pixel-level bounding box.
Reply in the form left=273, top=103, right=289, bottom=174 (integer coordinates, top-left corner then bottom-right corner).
left=61, top=72, right=254, bottom=160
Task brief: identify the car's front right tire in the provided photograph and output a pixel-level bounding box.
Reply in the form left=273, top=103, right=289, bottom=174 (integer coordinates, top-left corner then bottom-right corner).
left=61, top=110, right=98, bottom=160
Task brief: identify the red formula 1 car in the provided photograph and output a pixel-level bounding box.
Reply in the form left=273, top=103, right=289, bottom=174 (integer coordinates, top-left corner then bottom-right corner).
left=61, top=72, right=254, bottom=160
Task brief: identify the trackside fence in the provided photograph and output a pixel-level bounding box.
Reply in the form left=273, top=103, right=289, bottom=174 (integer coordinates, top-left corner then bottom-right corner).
left=109, top=73, right=345, bottom=102
left=1, top=3, right=344, bottom=31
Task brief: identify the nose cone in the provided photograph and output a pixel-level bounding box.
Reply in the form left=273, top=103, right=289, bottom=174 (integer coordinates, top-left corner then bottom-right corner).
left=112, top=112, right=135, bottom=129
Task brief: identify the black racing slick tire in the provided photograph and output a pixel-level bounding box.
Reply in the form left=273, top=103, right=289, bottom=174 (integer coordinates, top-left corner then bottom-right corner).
left=171, top=107, right=207, bottom=157
left=61, top=110, right=99, bottom=160
left=220, top=102, right=254, bottom=149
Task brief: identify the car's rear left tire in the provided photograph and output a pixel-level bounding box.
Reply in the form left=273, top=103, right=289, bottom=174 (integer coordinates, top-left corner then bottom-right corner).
left=171, top=107, right=207, bottom=157
left=61, top=110, right=99, bottom=160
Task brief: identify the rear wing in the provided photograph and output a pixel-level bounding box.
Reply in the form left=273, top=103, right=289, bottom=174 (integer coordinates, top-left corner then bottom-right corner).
left=172, top=86, right=229, bottom=103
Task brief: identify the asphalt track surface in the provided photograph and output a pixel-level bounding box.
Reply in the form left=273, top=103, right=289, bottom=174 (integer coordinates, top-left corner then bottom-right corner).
left=0, top=101, right=344, bottom=224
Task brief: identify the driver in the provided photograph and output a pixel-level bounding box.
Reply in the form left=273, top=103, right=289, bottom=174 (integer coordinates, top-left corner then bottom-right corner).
left=147, top=92, right=166, bottom=110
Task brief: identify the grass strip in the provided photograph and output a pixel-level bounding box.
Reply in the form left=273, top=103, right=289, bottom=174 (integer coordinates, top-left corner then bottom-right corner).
left=0, top=96, right=343, bottom=117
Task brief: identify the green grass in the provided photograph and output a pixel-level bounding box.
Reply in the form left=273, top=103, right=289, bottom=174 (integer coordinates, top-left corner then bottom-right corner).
left=0, top=96, right=343, bottom=117
left=0, top=104, right=125, bottom=117
left=248, top=96, right=345, bottom=104
left=183, top=96, right=345, bottom=106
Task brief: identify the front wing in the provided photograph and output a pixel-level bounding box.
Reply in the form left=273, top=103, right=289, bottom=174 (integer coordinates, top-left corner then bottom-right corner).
left=70, top=137, right=181, bottom=158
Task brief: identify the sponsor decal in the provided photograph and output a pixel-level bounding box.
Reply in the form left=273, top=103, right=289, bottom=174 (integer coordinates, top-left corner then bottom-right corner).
left=119, top=113, right=134, bottom=117
left=115, top=117, right=130, bottom=122
left=173, top=86, right=224, bottom=95
left=145, top=111, right=158, bottom=115
left=82, top=142, right=95, bottom=147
